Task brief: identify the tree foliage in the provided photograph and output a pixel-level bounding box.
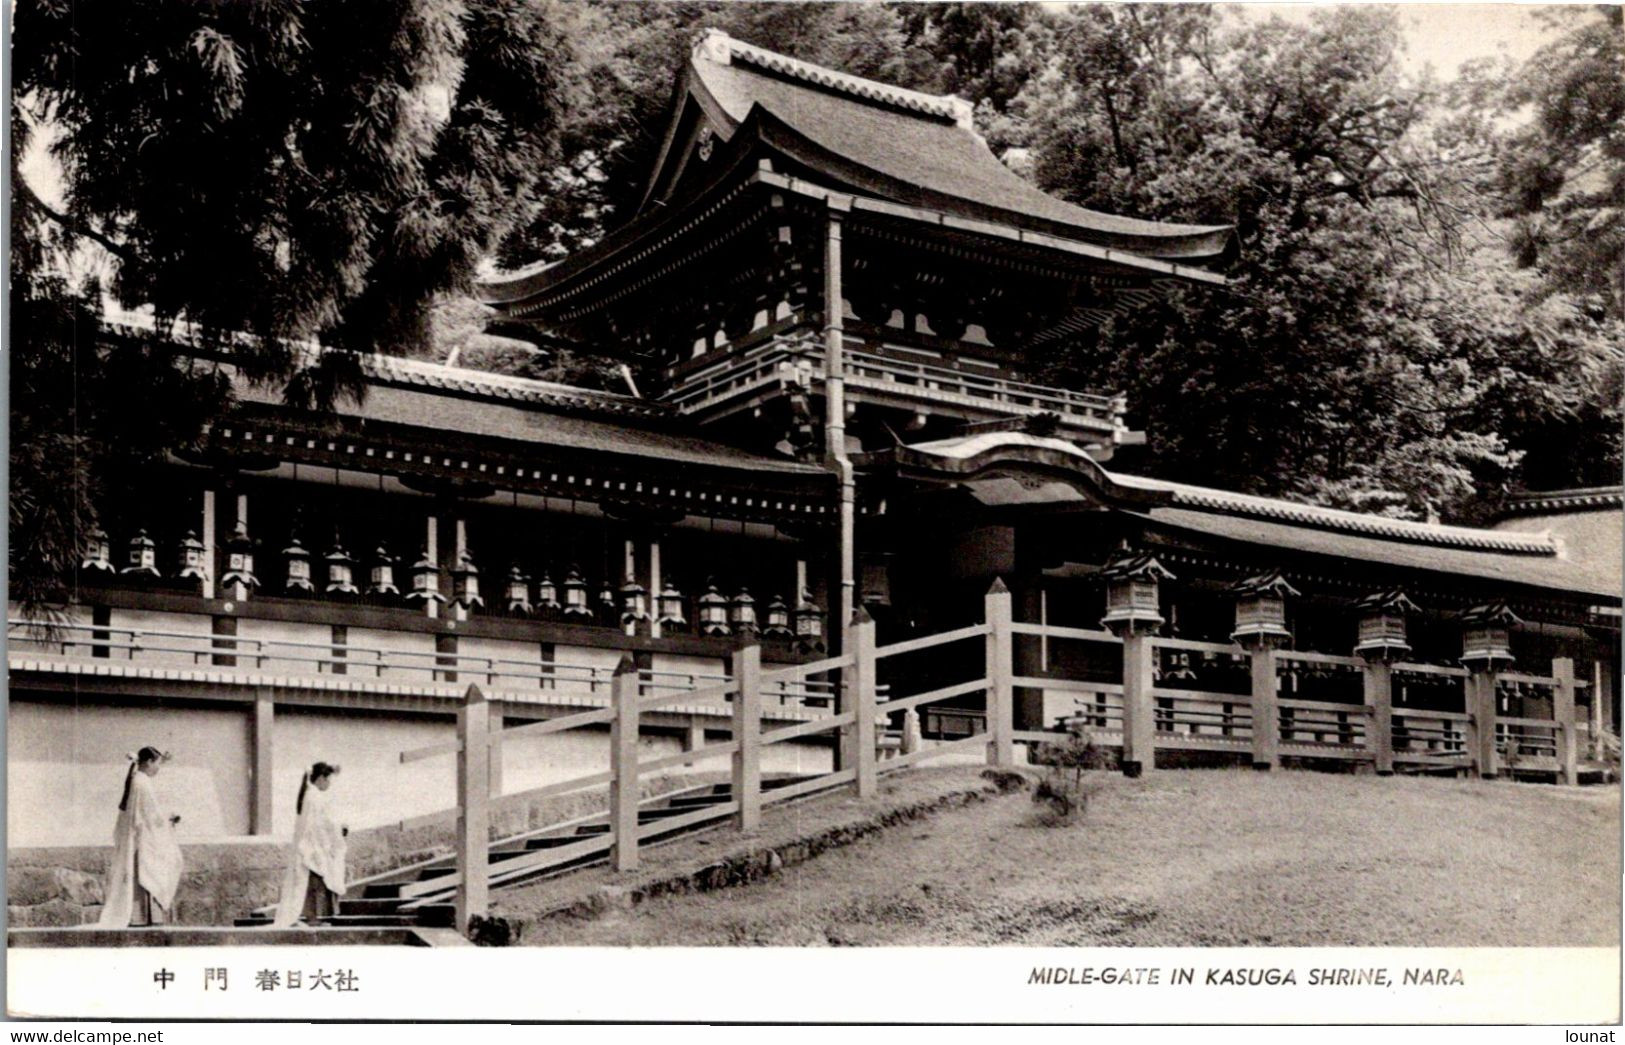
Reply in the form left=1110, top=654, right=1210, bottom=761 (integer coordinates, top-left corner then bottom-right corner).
left=10, top=0, right=570, bottom=614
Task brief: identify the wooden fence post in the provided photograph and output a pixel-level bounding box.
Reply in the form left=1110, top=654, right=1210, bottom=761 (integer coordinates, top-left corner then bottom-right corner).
left=1248, top=647, right=1279, bottom=770
left=1467, top=667, right=1498, bottom=779
left=610, top=655, right=640, bottom=871
left=1553, top=657, right=1577, bottom=786
left=847, top=610, right=878, bottom=798
left=250, top=687, right=275, bottom=835
left=732, top=644, right=762, bottom=830
left=454, top=683, right=490, bottom=933
left=1362, top=660, right=1394, bottom=775
left=984, top=579, right=1014, bottom=768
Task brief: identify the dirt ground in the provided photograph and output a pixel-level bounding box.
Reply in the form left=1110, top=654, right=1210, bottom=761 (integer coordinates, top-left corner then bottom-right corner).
left=515, top=767, right=1621, bottom=946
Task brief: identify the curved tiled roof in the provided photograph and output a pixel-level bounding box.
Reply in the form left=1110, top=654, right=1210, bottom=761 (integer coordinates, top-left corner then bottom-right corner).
left=688, top=32, right=1233, bottom=261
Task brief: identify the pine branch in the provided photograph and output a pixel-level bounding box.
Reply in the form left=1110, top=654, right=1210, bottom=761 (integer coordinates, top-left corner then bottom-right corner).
left=18, top=180, right=136, bottom=263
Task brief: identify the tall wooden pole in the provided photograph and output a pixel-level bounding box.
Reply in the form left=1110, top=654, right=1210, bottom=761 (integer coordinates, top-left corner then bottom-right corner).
left=824, top=205, right=855, bottom=644
left=454, top=683, right=490, bottom=932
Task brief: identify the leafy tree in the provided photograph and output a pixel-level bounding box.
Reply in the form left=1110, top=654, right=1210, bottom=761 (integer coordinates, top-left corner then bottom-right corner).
left=10, top=0, right=569, bottom=615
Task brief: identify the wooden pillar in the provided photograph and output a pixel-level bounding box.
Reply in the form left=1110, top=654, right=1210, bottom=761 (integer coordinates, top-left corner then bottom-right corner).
left=1466, top=668, right=1499, bottom=780
left=1120, top=633, right=1156, bottom=776
left=823, top=206, right=856, bottom=652
left=250, top=688, right=275, bottom=835
left=1248, top=647, right=1280, bottom=770
left=648, top=540, right=662, bottom=640
left=847, top=610, right=878, bottom=798
left=1597, top=659, right=1616, bottom=736
left=454, top=683, right=490, bottom=932
left=200, top=489, right=217, bottom=600
left=984, top=579, right=1015, bottom=767
left=610, top=656, right=640, bottom=872
left=731, top=644, right=762, bottom=831
left=1554, top=657, right=1578, bottom=786
left=1362, top=660, right=1394, bottom=775
left=453, top=517, right=470, bottom=622
left=424, top=515, right=440, bottom=620
left=682, top=720, right=706, bottom=766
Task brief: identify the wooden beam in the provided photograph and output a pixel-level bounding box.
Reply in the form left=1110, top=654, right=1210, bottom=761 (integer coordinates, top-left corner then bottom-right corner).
left=610, top=656, right=640, bottom=872
left=250, top=688, right=274, bottom=835
left=731, top=644, right=762, bottom=831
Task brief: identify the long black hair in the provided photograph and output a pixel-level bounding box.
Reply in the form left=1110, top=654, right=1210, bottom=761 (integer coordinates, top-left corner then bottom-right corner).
left=118, top=746, right=164, bottom=811
left=295, top=761, right=339, bottom=815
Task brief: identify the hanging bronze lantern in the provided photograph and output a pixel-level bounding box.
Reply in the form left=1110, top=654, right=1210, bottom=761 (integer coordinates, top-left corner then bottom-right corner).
left=176, top=530, right=209, bottom=583
left=794, top=590, right=825, bottom=650
left=281, top=536, right=314, bottom=594
left=221, top=521, right=258, bottom=598
left=1228, top=570, right=1299, bottom=646
left=698, top=582, right=731, bottom=636
left=324, top=539, right=358, bottom=597
left=122, top=529, right=161, bottom=579
left=404, top=549, right=445, bottom=606
left=595, top=579, right=618, bottom=626
left=1100, top=549, right=1174, bottom=634
left=1460, top=601, right=1520, bottom=670
left=504, top=564, right=532, bottom=617
left=367, top=544, right=399, bottom=599
left=560, top=565, right=592, bottom=619
left=762, top=594, right=793, bottom=639
left=535, top=570, right=562, bottom=620
left=657, top=579, right=688, bottom=634
left=730, top=586, right=758, bottom=640
left=620, top=576, right=650, bottom=629
left=1353, top=588, right=1420, bottom=661
left=81, top=526, right=116, bottom=576
left=452, top=552, right=484, bottom=611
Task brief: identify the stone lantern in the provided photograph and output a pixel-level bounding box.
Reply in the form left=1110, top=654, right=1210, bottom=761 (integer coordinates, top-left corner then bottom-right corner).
left=794, top=590, right=826, bottom=651
left=505, top=564, right=532, bottom=617
left=1229, top=570, right=1299, bottom=647
left=698, top=582, right=731, bottom=636
left=1460, top=601, right=1520, bottom=670
left=176, top=530, right=209, bottom=583
left=1353, top=589, right=1420, bottom=661
left=81, top=526, right=116, bottom=576
left=595, top=579, right=618, bottom=626
left=366, top=544, right=399, bottom=600
left=560, top=565, right=592, bottom=619
left=324, top=539, right=358, bottom=597
left=282, top=536, right=314, bottom=594
left=122, top=529, right=161, bottom=579
left=452, top=552, right=484, bottom=611
left=404, top=549, right=445, bottom=607
left=221, top=521, right=258, bottom=599
left=1100, top=550, right=1174, bottom=634
left=762, top=594, right=793, bottom=639
left=656, top=580, right=688, bottom=634
left=730, top=587, right=758, bottom=640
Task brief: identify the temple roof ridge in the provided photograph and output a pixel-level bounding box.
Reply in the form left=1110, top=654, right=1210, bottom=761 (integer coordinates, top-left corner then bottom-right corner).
left=693, top=29, right=975, bottom=128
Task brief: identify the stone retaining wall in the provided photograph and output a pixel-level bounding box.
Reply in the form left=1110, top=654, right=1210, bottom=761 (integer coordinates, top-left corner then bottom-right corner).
left=8, top=771, right=722, bottom=927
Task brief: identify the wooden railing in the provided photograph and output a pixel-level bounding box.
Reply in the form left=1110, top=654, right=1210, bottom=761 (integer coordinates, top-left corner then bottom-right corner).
left=6, top=618, right=835, bottom=707
left=660, top=340, right=1122, bottom=428
left=400, top=577, right=1600, bottom=930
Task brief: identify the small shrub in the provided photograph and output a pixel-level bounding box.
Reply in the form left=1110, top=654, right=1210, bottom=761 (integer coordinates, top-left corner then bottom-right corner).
left=1029, top=724, right=1105, bottom=825
left=467, top=914, right=518, bottom=946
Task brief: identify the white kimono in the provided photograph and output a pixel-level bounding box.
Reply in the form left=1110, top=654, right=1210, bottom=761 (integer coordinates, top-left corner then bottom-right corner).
left=97, top=772, right=183, bottom=927
left=273, top=784, right=347, bottom=926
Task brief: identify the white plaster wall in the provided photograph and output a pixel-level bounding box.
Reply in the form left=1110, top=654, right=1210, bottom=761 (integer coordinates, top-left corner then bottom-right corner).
left=9, top=700, right=251, bottom=846
left=109, top=609, right=215, bottom=668
left=236, top=618, right=334, bottom=678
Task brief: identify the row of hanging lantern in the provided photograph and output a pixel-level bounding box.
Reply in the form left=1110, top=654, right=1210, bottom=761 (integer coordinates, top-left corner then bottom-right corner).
left=1100, top=547, right=1523, bottom=666
left=81, top=526, right=212, bottom=585
left=501, top=566, right=825, bottom=644
left=85, top=523, right=830, bottom=644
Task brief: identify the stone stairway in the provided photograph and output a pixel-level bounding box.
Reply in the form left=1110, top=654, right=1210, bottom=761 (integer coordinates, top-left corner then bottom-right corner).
left=235, top=775, right=819, bottom=931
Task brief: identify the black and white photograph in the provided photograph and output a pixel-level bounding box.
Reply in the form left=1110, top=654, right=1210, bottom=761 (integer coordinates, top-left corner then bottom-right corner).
left=5, top=0, right=1622, bottom=1027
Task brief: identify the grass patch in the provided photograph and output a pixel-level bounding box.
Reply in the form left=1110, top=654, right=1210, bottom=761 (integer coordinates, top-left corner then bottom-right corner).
left=516, top=768, right=1619, bottom=947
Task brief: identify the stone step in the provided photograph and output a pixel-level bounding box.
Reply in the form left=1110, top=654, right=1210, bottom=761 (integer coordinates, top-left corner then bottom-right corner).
left=12, top=926, right=424, bottom=947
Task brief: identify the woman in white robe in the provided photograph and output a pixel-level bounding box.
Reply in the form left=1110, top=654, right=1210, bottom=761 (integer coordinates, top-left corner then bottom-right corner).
left=97, top=747, right=183, bottom=928
left=274, top=762, right=348, bottom=926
